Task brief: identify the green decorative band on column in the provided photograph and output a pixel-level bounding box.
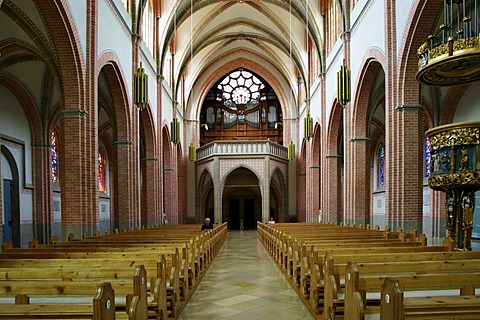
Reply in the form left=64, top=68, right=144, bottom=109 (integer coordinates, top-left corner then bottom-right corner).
left=113, top=140, right=133, bottom=146
left=395, top=104, right=423, bottom=113
left=59, top=109, right=88, bottom=117
left=350, top=137, right=371, bottom=143
left=142, top=157, right=158, bottom=162
left=309, top=166, right=321, bottom=169
left=326, top=154, right=342, bottom=159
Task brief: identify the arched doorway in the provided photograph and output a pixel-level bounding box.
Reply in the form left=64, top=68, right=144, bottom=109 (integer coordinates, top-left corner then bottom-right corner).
left=1, top=146, right=20, bottom=247
left=223, top=167, right=261, bottom=230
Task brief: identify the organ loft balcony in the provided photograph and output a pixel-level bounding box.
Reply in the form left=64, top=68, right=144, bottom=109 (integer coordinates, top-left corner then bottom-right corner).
left=192, top=140, right=291, bottom=228
left=196, top=140, right=288, bottom=161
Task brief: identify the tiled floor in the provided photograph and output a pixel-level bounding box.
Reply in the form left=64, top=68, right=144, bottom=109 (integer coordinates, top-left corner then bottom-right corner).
left=178, top=230, right=315, bottom=320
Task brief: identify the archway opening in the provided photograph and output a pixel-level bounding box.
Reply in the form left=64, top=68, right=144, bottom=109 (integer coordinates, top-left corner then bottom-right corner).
left=223, top=167, right=260, bottom=230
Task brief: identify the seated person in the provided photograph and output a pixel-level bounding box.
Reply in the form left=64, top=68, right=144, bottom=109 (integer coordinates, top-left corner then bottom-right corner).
left=268, top=217, right=276, bottom=224
left=201, top=217, right=213, bottom=231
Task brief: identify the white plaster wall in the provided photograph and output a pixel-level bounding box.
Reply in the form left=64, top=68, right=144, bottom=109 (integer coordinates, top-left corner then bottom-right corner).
left=372, top=192, right=386, bottom=228
left=349, top=0, right=386, bottom=106
left=310, top=79, right=322, bottom=124
left=325, top=48, right=343, bottom=126
left=52, top=193, right=62, bottom=240
left=162, top=82, right=174, bottom=122
left=20, top=191, right=33, bottom=224
left=395, top=2, right=417, bottom=54
left=145, top=57, right=158, bottom=129
left=452, top=84, right=480, bottom=122
left=0, top=86, right=32, bottom=186
left=323, top=1, right=386, bottom=130
left=1, top=154, right=12, bottom=180
left=0, top=85, right=33, bottom=233
left=66, top=0, right=87, bottom=60
left=98, top=0, right=133, bottom=104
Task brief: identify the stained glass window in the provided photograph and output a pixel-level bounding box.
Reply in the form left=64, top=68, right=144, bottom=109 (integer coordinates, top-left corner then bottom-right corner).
left=217, top=69, right=265, bottom=107
left=51, top=131, right=58, bottom=183
left=98, top=151, right=106, bottom=192
left=425, top=138, right=431, bottom=177
left=378, top=145, right=385, bottom=187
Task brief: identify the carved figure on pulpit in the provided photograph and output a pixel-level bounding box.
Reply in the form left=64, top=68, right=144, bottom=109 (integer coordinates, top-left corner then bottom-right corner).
left=445, top=195, right=455, bottom=239
left=432, top=153, right=441, bottom=173
left=459, top=146, right=469, bottom=171
left=441, top=150, right=451, bottom=173
left=461, top=191, right=474, bottom=251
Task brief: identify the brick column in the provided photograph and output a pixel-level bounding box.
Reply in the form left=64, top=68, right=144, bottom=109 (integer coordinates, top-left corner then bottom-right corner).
left=84, top=0, right=99, bottom=234
left=325, top=155, right=343, bottom=222
left=387, top=105, right=424, bottom=232
left=305, top=140, right=314, bottom=222
left=297, top=144, right=306, bottom=222
left=156, top=78, right=164, bottom=224
left=60, top=110, right=94, bottom=240
left=311, top=131, right=321, bottom=223
left=349, top=138, right=371, bottom=227
left=141, top=158, right=159, bottom=226
left=170, top=147, right=179, bottom=224
left=31, top=144, right=52, bottom=243
left=114, top=141, right=137, bottom=230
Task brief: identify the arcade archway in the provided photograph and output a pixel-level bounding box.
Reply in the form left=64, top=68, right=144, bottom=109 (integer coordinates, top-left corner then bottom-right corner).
left=222, top=167, right=261, bottom=230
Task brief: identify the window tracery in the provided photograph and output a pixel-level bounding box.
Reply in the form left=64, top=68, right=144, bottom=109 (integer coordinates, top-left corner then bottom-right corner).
left=425, top=137, right=431, bottom=178
left=378, top=144, right=385, bottom=187
left=51, top=131, right=58, bottom=183
left=200, top=69, right=282, bottom=145
left=98, top=150, right=106, bottom=192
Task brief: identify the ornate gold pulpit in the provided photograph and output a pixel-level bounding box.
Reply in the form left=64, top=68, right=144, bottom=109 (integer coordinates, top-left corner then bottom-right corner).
left=426, top=122, right=480, bottom=250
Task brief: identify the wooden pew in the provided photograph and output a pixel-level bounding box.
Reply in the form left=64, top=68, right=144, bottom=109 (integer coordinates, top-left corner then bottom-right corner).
left=258, top=222, right=480, bottom=320
left=0, top=282, right=121, bottom=319
left=0, top=223, right=227, bottom=319
left=334, top=263, right=480, bottom=319
left=299, top=242, right=453, bottom=301
left=319, top=250, right=480, bottom=318
left=0, top=265, right=149, bottom=319
left=380, top=278, right=480, bottom=320
left=0, top=247, right=184, bottom=307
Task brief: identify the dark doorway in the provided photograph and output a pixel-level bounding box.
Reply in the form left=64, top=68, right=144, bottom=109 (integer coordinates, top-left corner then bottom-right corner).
left=1, top=146, right=21, bottom=247
left=3, top=179, right=13, bottom=243
left=244, top=198, right=255, bottom=229
left=228, top=199, right=240, bottom=229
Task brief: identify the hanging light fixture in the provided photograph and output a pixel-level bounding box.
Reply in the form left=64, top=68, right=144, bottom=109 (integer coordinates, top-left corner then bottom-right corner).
left=288, top=140, right=295, bottom=161
left=188, top=141, right=196, bottom=161
left=304, top=111, right=313, bottom=140
left=337, top=59, right=351, bottom=107
left=171, top=117, right=180, bottom=144
left=417, top=0, right=480, bottom=86
left=134, top=62, right=148, bottom=110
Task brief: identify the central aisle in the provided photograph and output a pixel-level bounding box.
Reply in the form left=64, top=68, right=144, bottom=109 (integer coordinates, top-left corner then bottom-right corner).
left=178, top=230, right=315, bottom=320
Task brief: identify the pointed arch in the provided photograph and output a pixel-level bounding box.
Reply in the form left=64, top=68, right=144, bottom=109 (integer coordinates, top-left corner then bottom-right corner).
left=312, top=123, right=322, bottom=221
left=297, top=139, right=307, bottom=222
left=325, top=102, right=344, bottom=222
left=198, top=169, right=214, bottom=223
left=270, top=167, right=288, bottom=223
